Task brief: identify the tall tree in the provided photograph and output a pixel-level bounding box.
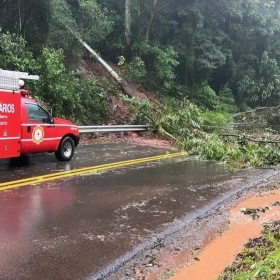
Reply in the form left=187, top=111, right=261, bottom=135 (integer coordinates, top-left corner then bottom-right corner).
left=0, top=0, right=50, bottom=51
left=145, top=0, right=159, bottom=42
left=125, top=0, right=132, bottom=53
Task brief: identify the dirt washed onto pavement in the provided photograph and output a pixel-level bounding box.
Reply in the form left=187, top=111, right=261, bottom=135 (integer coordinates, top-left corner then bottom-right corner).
left=80, top=133, right=174, bottom=150
left=94, top=169, right=280, bottom=280
left=170, top=186, right=280, bottom=280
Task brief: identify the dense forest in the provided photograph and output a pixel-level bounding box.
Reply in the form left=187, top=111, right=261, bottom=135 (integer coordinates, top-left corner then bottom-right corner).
left=0, top=0, right=280, bottom=166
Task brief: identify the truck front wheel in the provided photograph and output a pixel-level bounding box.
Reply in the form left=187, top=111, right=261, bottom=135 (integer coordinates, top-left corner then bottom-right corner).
left=55, top=136, right=75, bottom=161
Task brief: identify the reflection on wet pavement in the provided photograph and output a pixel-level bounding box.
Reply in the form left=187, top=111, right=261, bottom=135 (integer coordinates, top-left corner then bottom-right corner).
left=0, top=143, right=174, bottom=182
left=0, top=143, right=267, bottom=280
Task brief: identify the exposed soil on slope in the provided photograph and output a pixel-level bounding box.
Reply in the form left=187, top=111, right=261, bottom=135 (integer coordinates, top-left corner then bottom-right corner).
left=106, top=94, right=134, bottom=125
left=79, top=60, right=161, bottom=125
left=77, top=60, right=168, bottom=149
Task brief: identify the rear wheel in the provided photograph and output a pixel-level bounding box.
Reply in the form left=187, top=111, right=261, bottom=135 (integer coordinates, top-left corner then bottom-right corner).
left=55, top=137, right=75, bottom=161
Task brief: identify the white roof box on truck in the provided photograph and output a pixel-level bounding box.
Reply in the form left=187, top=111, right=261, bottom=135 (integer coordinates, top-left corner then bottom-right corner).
left=0, top=69, right=39, bottom=91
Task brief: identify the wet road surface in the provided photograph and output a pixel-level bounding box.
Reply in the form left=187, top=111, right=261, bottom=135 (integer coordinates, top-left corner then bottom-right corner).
left=0, top=143, right=272, bottom=279
left=0, top=143, right=176, bottom=182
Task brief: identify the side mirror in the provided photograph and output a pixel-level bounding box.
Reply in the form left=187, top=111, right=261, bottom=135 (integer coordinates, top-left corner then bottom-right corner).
left=50, top=116, right=54, bottom=124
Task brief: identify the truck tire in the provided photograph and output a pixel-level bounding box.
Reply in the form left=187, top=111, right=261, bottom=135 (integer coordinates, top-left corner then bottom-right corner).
left=55, top=136, right=75, bottom=161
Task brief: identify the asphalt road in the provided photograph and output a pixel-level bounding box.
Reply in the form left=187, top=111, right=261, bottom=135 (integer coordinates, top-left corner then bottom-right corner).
left=0, top=143, right=273, bottom=280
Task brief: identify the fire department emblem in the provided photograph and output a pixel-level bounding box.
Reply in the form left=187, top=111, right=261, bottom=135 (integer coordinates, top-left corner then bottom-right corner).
left=32, top=126, right=44, bottom=144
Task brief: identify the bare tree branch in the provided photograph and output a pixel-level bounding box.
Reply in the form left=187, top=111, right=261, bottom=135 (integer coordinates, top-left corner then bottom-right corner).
left=220, top=134, right=280, bottom=144
left=233, top=105, right=280, bottom=117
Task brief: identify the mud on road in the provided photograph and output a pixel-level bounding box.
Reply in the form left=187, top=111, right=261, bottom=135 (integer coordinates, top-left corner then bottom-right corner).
left=0, top=143, right=279, bottom=280
left=105, top=170, right=280, bottom=280
left=171, top=186, right=280, bottom=280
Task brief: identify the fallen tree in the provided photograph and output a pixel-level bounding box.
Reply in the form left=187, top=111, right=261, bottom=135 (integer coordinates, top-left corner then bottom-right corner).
left=66, top=26, right=135, bottom=98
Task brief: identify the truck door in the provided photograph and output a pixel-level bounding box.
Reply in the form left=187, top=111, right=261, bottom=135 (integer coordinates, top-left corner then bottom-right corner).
left=0, top=91, right=21, bottom=159
left=21, top=102, right=58, bottom=154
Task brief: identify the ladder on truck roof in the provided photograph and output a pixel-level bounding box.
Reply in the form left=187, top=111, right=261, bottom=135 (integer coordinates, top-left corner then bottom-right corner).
left=0, top=69, right=39, bottom=91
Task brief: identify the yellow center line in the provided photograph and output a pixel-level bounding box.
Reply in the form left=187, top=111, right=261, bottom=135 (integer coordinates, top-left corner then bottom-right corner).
left=0, top=152, right=184, bottom=187
left=0, top=152, right=186, bottom=191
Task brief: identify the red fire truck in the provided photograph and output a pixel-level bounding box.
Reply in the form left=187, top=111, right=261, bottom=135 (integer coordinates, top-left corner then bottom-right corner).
left=0, top=69, right=79, bottom=161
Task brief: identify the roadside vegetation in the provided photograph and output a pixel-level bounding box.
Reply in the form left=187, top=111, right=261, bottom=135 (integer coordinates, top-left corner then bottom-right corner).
left=128, top=96, right=280, bottom=167
left=0, top=0, right=279, bottom=168
left=219, top=222, right=280, bottom=280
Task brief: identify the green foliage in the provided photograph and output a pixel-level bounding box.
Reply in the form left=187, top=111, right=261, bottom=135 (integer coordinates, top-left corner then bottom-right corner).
left=2, top=0, right=280, bottom=106
left=36, top=47, right=107, bottom=123
left=73, top=77, right=107, bottom=124
left=36, top=47, right=78, bottom=118
left=202, top=111, right=233, bottom=133
left=0, top=1, right=280, bottom=169
left=218, top=86, right=237, bottom=113
left=195, top=83, right=221, bottom=110
left=236, top=52, right=280, bottom=107
left=154, top=46, right=179, bottom=92
left=129, top=97, right=153, bottom=124
left=137, top=44, right=179, bottom=93
left=241, top=143, right=280, bottom=167
left=74, top=0, right=114, bottom=45
left=48, top=0, right=78, bottom=56
left=47, top=0, right=114, bottom=62
left=0, top=0, right=49, bottom=51
left=0, top=32, right=38, bottom=72
left=128, top=95, right=280, bottom=168
left=117, top=56, right=126, bottom=66
left=220, top=224, right=280, bottom=280
left=0, top=32, right=107, bottom=124
left=123, top=56, right=147, bottom=84
left=158, top=98, right=204, bottom=132
left=199, top=135, right=229, bottom=161
left=193, top=83, right=237, bottom=112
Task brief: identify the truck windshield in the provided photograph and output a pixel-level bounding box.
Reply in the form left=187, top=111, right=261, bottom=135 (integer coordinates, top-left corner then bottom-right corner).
left=26, top=103, right=50, bottom=123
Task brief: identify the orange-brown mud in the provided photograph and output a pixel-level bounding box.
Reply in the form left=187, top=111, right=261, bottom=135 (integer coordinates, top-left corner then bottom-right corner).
left=169, top=189, right=280, bottom=280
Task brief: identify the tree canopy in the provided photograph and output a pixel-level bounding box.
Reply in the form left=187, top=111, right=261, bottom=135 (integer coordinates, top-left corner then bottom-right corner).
left=0, top=0, right=280, bottom=167
left=1, top=0, right=280, bottom=108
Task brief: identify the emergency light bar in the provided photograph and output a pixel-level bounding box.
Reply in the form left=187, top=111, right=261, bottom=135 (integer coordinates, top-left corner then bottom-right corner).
left=0, top=69, right=39, bottom=80
left=0, top=69, right=39, bottom=91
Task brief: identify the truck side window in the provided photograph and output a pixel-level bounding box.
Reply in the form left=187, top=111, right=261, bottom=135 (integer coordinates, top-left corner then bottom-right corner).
left=26, top=103, right=50, bottom=123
